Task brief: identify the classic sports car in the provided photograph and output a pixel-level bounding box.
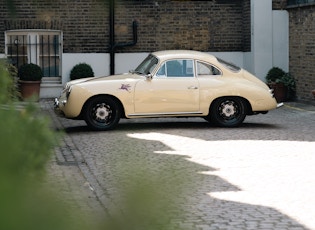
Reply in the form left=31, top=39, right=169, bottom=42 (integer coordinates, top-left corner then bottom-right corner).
left=54, top=50, right=281, bottom=131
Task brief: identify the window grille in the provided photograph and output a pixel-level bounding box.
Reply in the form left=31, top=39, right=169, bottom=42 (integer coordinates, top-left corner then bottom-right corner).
left=5, top=31, right=62, bottom=78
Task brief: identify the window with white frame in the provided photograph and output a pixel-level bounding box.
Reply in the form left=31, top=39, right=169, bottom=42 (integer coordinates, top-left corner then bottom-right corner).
left=196, top=61, right=222, bottom=76
left=5, top=30, right=62, bottom=78
left=156, top=59, right=194, bottom=77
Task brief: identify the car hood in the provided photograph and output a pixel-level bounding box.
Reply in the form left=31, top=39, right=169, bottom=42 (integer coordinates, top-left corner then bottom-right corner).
left=66, top=73, right=144, bottom=87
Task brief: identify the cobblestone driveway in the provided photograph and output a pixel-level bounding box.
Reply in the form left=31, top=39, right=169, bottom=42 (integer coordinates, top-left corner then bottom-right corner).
left=42, top=100, right=315, bottom=230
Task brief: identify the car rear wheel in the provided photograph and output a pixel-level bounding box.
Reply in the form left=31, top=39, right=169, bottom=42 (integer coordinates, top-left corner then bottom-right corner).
left=209, top=97, right=247, bottom=127
left=84, top=96, right=121, bottom=131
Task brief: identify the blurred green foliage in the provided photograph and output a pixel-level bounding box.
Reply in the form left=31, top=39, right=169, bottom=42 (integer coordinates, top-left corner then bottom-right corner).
left=0, top=63, right=86, bottom=230
left=0, top=59, right=19, bottom=103
left=1, top=61, right=191, bottom=230
left=2, top=1, right=191, bottom=229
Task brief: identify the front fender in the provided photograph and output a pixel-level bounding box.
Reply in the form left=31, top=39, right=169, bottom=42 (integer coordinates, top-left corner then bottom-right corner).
left=59, top=85, right=93, bottom=118
left=81, top=82, right=136, bottom=115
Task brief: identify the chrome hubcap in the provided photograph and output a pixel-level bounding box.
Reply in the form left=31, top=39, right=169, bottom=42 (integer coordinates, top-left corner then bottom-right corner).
left=219, top=101, right=238, bottom=119
left=94, top=103, right=111, bottom=122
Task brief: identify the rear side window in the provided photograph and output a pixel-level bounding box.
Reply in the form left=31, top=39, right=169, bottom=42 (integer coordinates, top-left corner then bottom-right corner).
left=197, top=61, right=221, bottom=76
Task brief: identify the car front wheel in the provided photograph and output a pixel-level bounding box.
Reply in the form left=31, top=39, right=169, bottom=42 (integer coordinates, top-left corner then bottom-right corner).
left=209, top=97, right=247, bottom=127
left=84, top=96, right=121, bottom=131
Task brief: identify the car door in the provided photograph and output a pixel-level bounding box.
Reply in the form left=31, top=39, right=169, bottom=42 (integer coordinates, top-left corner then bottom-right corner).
left=133, top=59, right=200, bottom=114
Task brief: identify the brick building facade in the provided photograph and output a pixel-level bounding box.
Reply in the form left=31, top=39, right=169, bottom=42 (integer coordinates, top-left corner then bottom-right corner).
left=0, top=0, right=250, bottom=54
left=287, top=2, right=315, bottom=102
left=271, top=0, right=315, bottom=102
left=2, top=0, right=313, bottom=103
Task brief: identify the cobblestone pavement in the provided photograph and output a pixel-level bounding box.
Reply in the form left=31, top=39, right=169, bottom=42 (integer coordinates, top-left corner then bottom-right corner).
left=41, top=100, right=315, bottom=230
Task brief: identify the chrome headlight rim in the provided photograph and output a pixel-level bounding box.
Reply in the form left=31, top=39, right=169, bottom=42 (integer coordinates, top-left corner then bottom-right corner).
left=66, top=86, right=72, bottom=99
left=62, top=84, right=72, bottom=99
left=269, top=89, right=275, bottom=98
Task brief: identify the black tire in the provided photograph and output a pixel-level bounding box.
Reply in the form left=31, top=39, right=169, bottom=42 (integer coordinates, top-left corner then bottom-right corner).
left=209, top=97, right=247, bottom=127
left=84, top=96, right=121, bottom=131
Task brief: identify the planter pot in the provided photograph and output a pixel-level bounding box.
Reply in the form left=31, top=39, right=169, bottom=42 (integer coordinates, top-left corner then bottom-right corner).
left=268, top=82, right=288, bottom=103
left=19, top=80, right=41, bottom=101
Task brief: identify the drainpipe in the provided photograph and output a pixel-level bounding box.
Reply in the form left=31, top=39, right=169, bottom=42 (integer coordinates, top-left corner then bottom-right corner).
left=109, top=0, right=115, bottom=75
left=114, top=21, right=138, bottom=48
left=109, top=0, right=138, bottom=75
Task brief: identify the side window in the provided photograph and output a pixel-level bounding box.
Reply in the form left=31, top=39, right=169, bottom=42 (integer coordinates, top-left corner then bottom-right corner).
left=197, top=61, right=221, bottom=76
left=156, top=59, right=194, bottom=77
left=156, top=63, right=166, bottom=77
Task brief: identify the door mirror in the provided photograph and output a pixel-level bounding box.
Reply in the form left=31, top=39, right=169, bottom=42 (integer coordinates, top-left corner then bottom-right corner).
left=145, top=73, right=153, bottom=80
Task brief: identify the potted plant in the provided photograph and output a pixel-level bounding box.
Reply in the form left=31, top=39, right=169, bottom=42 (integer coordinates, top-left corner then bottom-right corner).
left=70, top=63, right=94, bottom=80
left=18, top=63, right=43, bottom=101
left=281, top=72, right=296, bottom=101
left=266, top=67, right=295, bottom=102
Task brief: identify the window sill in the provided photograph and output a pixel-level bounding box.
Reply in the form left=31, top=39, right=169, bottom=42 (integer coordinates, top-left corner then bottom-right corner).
left=42, top=77, right=61, bottom=84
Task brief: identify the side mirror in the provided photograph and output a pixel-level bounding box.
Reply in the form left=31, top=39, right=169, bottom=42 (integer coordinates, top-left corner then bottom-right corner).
left=145, top=73, right=153, bottom=80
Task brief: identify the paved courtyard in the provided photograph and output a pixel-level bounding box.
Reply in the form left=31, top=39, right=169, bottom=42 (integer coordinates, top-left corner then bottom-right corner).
left=42, top=100, right=315, bottom=230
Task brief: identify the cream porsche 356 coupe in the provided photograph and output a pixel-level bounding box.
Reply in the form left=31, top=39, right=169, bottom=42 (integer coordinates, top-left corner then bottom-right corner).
left=54, top=50, right=281, bottom=131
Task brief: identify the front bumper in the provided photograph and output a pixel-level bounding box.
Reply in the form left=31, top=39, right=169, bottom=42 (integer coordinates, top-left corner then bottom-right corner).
left=54, top=98, right=65, bottom=117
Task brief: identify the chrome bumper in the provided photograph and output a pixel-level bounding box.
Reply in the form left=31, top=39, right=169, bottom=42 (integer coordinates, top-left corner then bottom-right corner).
left=54, top=98, right=65, bottom=117
left=54, top=98, right=59, bottom=108
left=277, top=102, right=284, bottom=108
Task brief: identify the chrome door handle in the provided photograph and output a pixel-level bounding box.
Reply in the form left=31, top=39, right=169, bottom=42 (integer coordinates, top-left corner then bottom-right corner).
left=188, top=86, right=198, bottom=89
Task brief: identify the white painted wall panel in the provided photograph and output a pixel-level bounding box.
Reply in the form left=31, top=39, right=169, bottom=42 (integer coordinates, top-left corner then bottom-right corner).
left=251, top=0, right=273, bottom=81
left=62, top=53, right=109, bottom=84
left=272, top=10, right=289, bottom=72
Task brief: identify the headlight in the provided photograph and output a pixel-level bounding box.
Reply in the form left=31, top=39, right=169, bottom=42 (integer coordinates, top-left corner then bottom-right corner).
left=66, top=86, right=72, bottom=99
left=269, top=89, right=274, bottom=98
left=62, top=84, right=72, bottom=99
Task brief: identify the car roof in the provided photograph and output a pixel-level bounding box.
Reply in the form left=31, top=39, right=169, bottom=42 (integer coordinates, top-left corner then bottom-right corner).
left=151, top=50, right=218, bottom=62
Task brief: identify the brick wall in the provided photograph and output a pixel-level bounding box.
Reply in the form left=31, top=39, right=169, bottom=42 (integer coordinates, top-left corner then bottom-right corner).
left=242, top=0, right=251, bottom=52
left=114, top=0, right=250, bottom=53
left=287, top=5, right=315, bottom=101
left=272, top=0, right=315, bottom=102
left=273, top=0, right=287, bottom=9
left=0, top=0, right=250, bottom=54
left=0, top=0, right=108, bottom=53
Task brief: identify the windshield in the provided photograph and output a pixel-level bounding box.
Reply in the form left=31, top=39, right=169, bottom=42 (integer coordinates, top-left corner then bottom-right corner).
left=134, top=54, right=158, bottom=75
left=217, top=58, right=241, bottom=72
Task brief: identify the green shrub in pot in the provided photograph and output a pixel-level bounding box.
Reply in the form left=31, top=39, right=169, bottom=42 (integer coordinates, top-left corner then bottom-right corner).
left=18, top=63, right=43, bottom=81
left=18, top=63, right=43, bottom=101
left=266, top=67, right=296, bottom=102
left=70, top=63, right=94, bottom=80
